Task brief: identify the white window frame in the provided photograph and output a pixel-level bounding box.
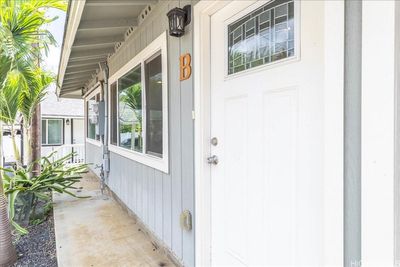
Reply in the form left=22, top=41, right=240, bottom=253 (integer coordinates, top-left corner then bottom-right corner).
left=42, top=118, right=64, bottom=146
left=85, top=86, right=102, bottom=147
left=108, top=31, right=169, bottom=173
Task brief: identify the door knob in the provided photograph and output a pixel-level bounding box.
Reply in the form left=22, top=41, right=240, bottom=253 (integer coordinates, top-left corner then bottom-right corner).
left=207, top=155, right=218, bottom=165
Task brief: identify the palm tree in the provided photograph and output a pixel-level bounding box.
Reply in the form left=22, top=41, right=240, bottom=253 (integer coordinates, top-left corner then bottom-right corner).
left=0, top=1, right=66, bottom=265
left=19, top=68, right=54, bottom=165
left=120, top=83, right=143, bottom=150
left=0, top=67, right=54, bottom=166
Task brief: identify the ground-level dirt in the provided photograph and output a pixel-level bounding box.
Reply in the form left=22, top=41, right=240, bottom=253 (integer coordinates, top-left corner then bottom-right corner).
left=13, top=212, right=57, bottom=267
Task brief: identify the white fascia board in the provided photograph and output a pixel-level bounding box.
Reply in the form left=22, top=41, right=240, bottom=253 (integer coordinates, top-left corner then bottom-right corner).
left=57, top=0, right=86, bottom=97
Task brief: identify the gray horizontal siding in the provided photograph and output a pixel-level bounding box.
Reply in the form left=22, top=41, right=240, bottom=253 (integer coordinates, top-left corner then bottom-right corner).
left=104, top=1, right=195, bottom=266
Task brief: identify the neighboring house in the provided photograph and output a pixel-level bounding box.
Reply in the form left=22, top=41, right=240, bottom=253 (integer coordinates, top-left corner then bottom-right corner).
left=57, top=1, right=398, bottom=266
left=3, top=125, right=22, bottom=164
left=2, top=87, right=85, bottom=164
left=40, top=87, right=85, bottom=162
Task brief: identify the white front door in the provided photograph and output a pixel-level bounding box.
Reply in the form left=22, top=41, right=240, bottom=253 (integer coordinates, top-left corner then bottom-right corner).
left=210, top=1, right=325, bottom=265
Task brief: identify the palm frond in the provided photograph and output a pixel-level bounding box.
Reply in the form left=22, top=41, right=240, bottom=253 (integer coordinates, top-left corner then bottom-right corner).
left=19, top=68, right=54, bottom=128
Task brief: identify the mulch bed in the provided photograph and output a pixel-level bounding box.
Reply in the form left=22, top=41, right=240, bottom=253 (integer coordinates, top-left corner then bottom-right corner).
left=12, top=212, right=57, bottom=267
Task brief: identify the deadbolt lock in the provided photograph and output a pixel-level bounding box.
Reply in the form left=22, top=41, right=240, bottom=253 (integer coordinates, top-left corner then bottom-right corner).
left=211, top=137, right=218, bottom=146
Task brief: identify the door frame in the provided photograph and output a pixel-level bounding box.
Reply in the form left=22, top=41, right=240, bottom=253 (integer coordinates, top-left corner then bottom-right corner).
left=194, top=2, right=231, bottom=265
left=396, top=1, right=400, bottom=263
left=193, top=1, right=345, bottom=265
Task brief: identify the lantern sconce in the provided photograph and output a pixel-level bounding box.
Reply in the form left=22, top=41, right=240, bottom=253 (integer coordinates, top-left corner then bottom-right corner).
left=167, top=5, right=191, bottom=37
left=65, top=119, right=70, bottom=126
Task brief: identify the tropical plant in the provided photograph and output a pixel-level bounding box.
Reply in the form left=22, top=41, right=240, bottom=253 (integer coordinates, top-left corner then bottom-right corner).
left=2, top=152, right=88, bottom=234
left=0, top=0, right=67, bottom=265
left=120, top=84, right=142, bottom=120
left=0, top=68, right=53, bottom=166
left=19, top=69, right=54, bottom=129
left=120, top=83, right=143, bottom=150
left=20, top=69, right=54, bottom=165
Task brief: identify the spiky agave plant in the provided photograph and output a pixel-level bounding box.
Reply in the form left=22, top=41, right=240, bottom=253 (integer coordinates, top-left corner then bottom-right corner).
left=2, top=152, right=88, bottom=235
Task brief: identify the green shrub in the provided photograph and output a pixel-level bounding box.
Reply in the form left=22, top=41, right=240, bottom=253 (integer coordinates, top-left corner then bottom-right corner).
left=2, top=152, right=88, bottom=234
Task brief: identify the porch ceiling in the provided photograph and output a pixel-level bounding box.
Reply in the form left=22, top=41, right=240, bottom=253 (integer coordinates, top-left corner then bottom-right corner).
left=57, top=0, right=157, bottom=99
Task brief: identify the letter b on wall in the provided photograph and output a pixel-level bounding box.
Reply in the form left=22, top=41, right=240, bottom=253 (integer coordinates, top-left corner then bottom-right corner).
left=180, top=53, right=191, bottom=81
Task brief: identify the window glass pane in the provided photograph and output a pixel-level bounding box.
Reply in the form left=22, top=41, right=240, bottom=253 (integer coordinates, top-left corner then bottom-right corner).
left=42, top=120, right=47, bottom=144
left=48, top=120, right=62, bottom=145
left=87, top=96, right=97, bottom=140
left=110, top=83, right=118, bottom=146
left=145, top=53, right=163, bottom=157
left=118, top=65, right=142, bottom=152
left=228, top=0, right=295, bottom=75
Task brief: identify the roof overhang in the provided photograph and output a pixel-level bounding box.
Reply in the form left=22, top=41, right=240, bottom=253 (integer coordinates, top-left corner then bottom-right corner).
left=57, top=0, right=157, bottom=98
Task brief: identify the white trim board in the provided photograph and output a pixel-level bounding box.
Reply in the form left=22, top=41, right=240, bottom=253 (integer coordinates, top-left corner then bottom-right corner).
left=193, top=1, right=231, bottom=265
left=323, top=1, right=344, bottom=264
left=57, top=0, right=86, bottom=96
left=85, top=84, right=102, bottom=100
left=361, top=2, right=396, bottom=265
left=42, top=115, right=84, bottom=119
left=395, top=1, right=400, bottom=263
left=85, top=86, right=102, bottom=147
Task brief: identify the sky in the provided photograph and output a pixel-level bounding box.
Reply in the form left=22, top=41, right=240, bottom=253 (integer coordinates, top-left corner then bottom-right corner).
left=40, top=7, right=84, bottom=114
left=44, top=8, right=66, bottom=74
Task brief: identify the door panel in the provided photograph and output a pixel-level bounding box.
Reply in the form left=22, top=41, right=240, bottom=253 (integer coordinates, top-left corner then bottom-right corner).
left=210, top=1, right=324, bottom=265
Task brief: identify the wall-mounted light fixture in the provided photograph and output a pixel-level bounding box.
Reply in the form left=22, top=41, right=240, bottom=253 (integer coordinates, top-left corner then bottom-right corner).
left=65, top=119, right=70, bottom=126
left=166, top=5, right=191, bottom=37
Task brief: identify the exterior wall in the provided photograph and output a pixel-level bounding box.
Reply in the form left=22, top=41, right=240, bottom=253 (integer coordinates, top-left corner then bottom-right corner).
left=3, top=133, right=21, bottom=163
left=106, top=1, right=195, bottom=265
left=80, top=1, right=400, bottom=266
left=41, top=117, right=84, bottom=158
left=80, top=0, right=197, bottom=265
left=86, top=142, right=102, bottom=178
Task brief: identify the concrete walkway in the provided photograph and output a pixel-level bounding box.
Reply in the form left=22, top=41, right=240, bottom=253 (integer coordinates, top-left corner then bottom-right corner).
left=53, top=171, right=176, bottom=267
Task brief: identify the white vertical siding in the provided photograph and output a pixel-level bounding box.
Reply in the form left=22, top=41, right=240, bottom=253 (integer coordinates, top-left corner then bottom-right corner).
left=86, top=142, right=102, bottom=177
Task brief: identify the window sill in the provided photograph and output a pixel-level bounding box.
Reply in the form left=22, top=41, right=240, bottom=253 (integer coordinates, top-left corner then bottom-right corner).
left=86, top=138, right=102, bottom=147
left=42, top=144, right=64, bottom=147
left=108, top=144, right=169, bottom=174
